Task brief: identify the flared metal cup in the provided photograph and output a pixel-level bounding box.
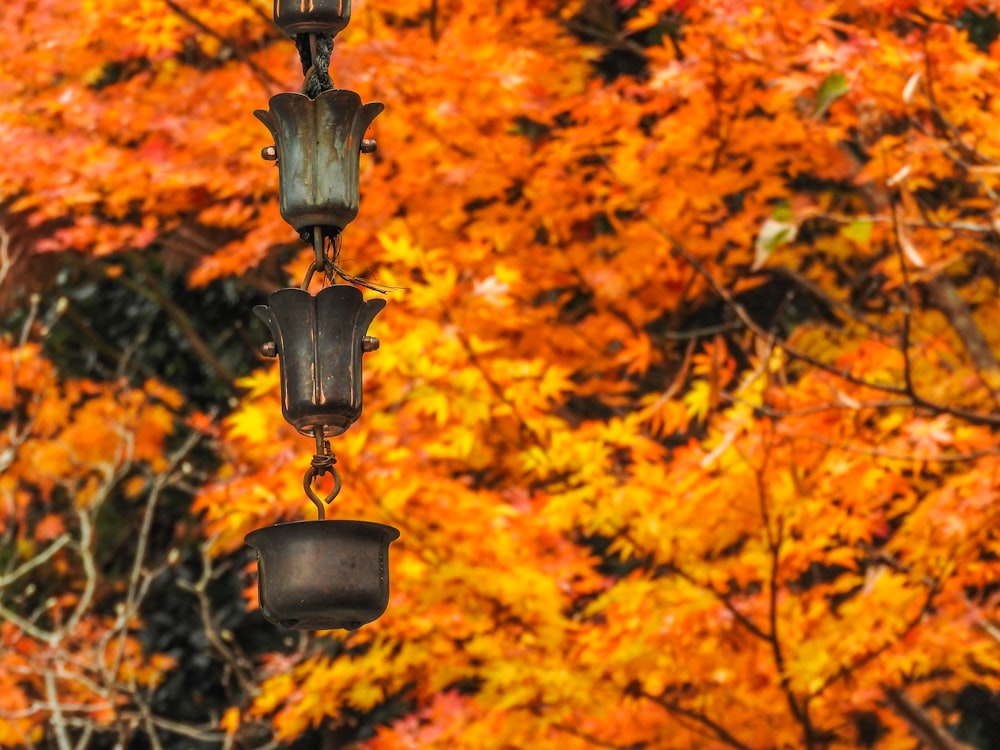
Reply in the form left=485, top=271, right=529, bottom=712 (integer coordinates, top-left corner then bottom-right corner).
left=255, top=90, right=383, bottom=232
left=255, top=285, right=385, bottom=436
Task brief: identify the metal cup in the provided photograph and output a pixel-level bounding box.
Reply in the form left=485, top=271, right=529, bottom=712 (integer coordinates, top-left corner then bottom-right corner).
left=273, top=0, right=352, bottom=36
left=245, top=520, right=400, bottom=630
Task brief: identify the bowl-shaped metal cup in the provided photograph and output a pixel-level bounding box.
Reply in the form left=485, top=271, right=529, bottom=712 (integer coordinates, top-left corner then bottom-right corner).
left=245, top=520, right=399, bottom=630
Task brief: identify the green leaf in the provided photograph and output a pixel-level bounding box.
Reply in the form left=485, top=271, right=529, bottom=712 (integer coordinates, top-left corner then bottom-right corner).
left=813, top=72, right=850, bottom=118
left=753, top=204, right=798, bottom=270
left=842, top=219, right=873, bottom=245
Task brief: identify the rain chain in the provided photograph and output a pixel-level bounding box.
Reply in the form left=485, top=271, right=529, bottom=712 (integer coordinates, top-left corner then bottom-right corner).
left=243, top=0, right=399, bottom=631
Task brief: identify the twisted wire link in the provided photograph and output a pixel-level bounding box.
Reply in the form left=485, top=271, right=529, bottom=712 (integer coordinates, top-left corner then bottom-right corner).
left=297, top=33, right=334, bottom=97
left=300, top=230, right=342, bottom=289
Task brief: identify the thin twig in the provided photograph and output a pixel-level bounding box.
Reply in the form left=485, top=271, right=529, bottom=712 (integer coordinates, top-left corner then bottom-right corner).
left=889, top=195, right=917, bottom=398
left=63, top=509, right=98, bottom=636
left=134, top=694, right=165, bottom=750
left=552, top=722, right=627, bottom=749
left=788, top=432, right=1000, bottom=463
left=667, top=562, right=770, bottom=642
left=885, top=687, right=975, bottom=750
left=0, top=536, right=71, bottom=587
left=71, top=724, right=93, bottom=750
left=810, top=581, right=939, bottom=699
left=641, top=690, right=755, bottom=750
left=160, top=0, right=284, bottom=94
left=0, top=600, right=56, bottom=643
left=598, top=159, right=1000, bottom=428
left=0, top=226, right=11, bottom=290
left=122, top=712, right=225, bottom=743
left=176, top=541, right=255, bottom=695
left=770, top=265, right=894, bottom=336
left=44, top=671, right=73, bottom=750
left=757, top=463, right=815, bottom=744
left=111, top=418, right=211, bottom=679
left=121, top=259, right=237, bottom=393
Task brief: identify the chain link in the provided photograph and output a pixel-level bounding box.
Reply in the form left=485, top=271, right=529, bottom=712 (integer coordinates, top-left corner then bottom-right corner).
left=302, top=426, right=342, bottom=520
left=298, top=32, right=335, bottom=98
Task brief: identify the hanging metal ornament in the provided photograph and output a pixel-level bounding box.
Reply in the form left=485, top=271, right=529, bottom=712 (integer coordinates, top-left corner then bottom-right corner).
left=255, top=284, right=384, bottom=437
left=246, top=520, right=399, bottom=631
left=255, top=91, right=383, bottom=236
left=243, top=2, right=399, bottom=631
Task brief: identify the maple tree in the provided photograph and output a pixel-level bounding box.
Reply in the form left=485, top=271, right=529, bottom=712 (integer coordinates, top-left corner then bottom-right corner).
left=3, top=0, right=1000, bottom=747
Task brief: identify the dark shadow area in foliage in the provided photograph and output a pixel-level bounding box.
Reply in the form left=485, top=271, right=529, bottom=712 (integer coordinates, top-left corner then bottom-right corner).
left=25, top=253, right=272, bottom=408
left=951, top=684, right=1000, bottom=750
left=956, top=9, right=1000, bottom=51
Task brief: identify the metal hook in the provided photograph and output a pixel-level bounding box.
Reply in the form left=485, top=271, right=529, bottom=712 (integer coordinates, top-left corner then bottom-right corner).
left=303, top=425, right=341, bottom=520
left=303, top=463, right=342, bottom=521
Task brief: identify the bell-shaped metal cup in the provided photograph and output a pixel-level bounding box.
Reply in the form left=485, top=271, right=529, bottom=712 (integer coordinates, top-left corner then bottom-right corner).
left=245, top=520, right=400, bottom=630
left=274, top=0, right=352, bottom=37
left=255, top=285, right=384, bottom=436
left=256, top=90, right=383, bottom=233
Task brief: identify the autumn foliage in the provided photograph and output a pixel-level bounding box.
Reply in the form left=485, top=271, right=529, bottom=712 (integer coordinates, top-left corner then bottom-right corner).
left=3, top=0, right=1000, bottom=747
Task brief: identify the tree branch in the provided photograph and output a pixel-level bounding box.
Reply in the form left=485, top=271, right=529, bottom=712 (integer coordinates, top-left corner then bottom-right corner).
left=110, top=416, right=211, bottom=681
left=161, top=0, right=285, bottom=94
left=666, top=562, right=770, bottom=642
left=0, top=536, right=71, bottom=587
left=44, top=671, right=73, bottom=750
left=641, top=690, right=756, bottom=750
left=598, top=158, right=1000, bottom=428
left=121, top=259, right=237, bottom=394
left=176, top=541, right=255, bottom=695
left=885, top=687, right=975, bottom=750
left=925, top=275, right=1000, bottom=374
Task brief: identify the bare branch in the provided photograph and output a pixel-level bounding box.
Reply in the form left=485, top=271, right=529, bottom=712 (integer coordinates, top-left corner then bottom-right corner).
left=810, top=580, right=939, bottom=700
left=0, top=226, right=11, bottom=290
left=666, top=562, right=770, bottom=642
left=0, top=536, right=71, bottom=587
left=110, top=418, right=211, bottom=680
left=71, top=723, right=93, bottom=750
left=553, top=721, right=630, bottom=749
left=44, top=671, right=73, bottom=750
left=771, top=265, right=895, bottom=336
left=120, top=260, right=237, bottom=394
left=160, top=0, right=285, bottom=95
left=788, top=432, right=1000, bottom=463
left=599, top=159, right=1000, bottom=428
left=925, top=275, right=1000, bottom=375
left=177, top=541, right=255, bottom=695
left=135, top=694, right=165, bottom=750
left=641, top=690, right=756, bottom=750
left=63, top=509, right=98, bottom=636
left=0, top=600, right=57, bottom=644
left=886, top=687, right=975, bottom=750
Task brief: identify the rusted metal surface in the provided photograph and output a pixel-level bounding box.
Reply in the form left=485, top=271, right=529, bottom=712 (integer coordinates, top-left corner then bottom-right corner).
left=274, top=0, right=352, bottom=37
left=245, top=520, right=400, bottom=630
left=255, top=90, right=382, bottom=233
left=254, top=284, right=384, bottom=437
